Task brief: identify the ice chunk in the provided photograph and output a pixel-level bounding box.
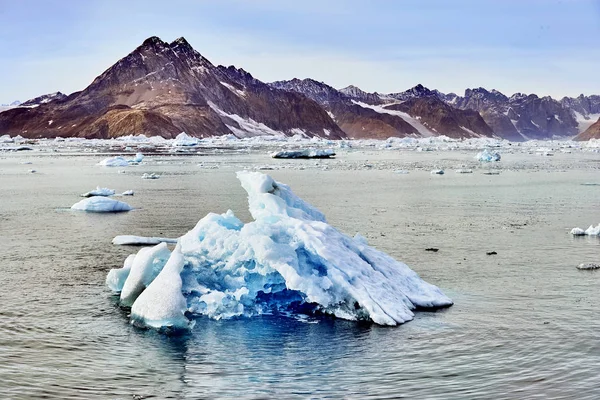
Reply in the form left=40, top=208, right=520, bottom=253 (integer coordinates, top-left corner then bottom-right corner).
left=577, top=263, right=600, bottom=270
left=455, top=169, right=473, bottom=174
left=476, top=149, right=501, bottom=162
left=80, top=186, right=116, bottom=197
left=130, top=244, right=190, bottom=330
left=71, top=197, right=132, bottom=212
left=106, top=254, right=136, bottom=292
left=122, top=190, right=134, bottom=196
left=571, top=223, right=600, bottom=236
left=97, top=156, right=130, bottom=167
left=120, top=243, right=172, bottom=307
left=112, top=235, right=179, bottom=245
left=142, top=173, right=160, bottom=180
left=271, top=149, right=335, bottom=159
left=109, top=172, right=452, bottom=330
left=132, top=153, right=144, bottom=163
left=172, top=132, right=201, bottom=147
left=431, top=169, right=444, bottom=175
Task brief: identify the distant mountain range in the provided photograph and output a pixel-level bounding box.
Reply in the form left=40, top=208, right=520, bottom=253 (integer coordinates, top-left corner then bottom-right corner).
left=1, top=36, right=598, bottom=140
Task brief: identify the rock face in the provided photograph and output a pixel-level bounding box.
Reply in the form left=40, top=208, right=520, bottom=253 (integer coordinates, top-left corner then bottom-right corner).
left=445, top=88, right=578, bottom=141
left=20, top=92, right=67, bottom=107
left=575, top=117, right=600, bottom=140
left=0, top=36, right=344, bottom=139
left=270, top=79, right=418, bottom=139
left=272, top=80, right=494, bottom=139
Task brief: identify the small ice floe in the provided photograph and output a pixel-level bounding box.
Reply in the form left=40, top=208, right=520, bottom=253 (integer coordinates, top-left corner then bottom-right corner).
left=197, top=163, right=219, bottom=169
left=577, top=263, right=600, bottom=270
left=71, top=197, right=132, bottom=212
left=80, top=186, right=116, bottom=197
left=394, top=170, right=410, bottom=174
left=20, top=161, right=33, bottom=165
left=122, top=190, right=134, bottom=196
left=431, top=169, right=444, bottom=175
left=482, top=171, right=501, bottom=175
left=256, top=165, right=276, bottom=170
left=570, top=223, right=600, bottom=236
left=476, top=149, right=501, bottom=162
left=97, top=156, right=130, bottom=167
left=132, top=153, right=144, bottom=163
left=455, top=169, right=473, bottom=174
left=28, top=169, right=36, bottom=173
left=112, top=235, right=179, bottom=246
left=581, top=183, right=600, bottom=186
left=271, top=149, right=335, bottom=159
left=141, top=173, right=160, bottom=180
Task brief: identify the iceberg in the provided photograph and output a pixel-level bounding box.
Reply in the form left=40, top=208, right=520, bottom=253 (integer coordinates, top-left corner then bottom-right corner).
left=142, top=173, right=160, bottom=180
left=71, top=197, right=132, bottom=212
left=107, top=172, right=452, bottom=330
left=112, top=235, right=179, bottom=245
left=122, top=190, right=134, bottom=196
left=97, top=156, right=130, bottom=167
left=271, top=149, right=335, bottom=159
left=132, top=153, right=144, bottom=163
left=431, top=169, right=444, bottom=175
left=81, top=186, right=116, bottom=197
left=172, top=132, right=201, bottom=147
left=570, top=223, right=600, bottom=236
left=577, top=263, right=600, bottom=270
left=476, top=149, right=501, bottom=162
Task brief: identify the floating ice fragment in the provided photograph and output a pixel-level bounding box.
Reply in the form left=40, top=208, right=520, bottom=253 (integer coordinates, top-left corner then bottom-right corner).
left=112, top=235, right=179, bottom=245
left=71, top=197, right=132, bottom=212
left=81, top=186, right=116, bottom=197
left=455, top=169, right=473, bottom=174
left=106, top=254, right=136, bottom=292
left=142, top=173, right=160, bottom=180
left=577, top=263, right=600, bottom=270
left=431, top=169, right=444, bottom=175
left=570, top=223, right=600, bottom=236
left=271, top=149, right=335, bottom=159
left=122, top=190, right=134, bottom=196
left=108, top=172, right=452, bottom=330
left=97, top=156, right=130, bottom=167
left=476, top=149, right=501, bottom=162
left=172, top=132, right=201, bottom=147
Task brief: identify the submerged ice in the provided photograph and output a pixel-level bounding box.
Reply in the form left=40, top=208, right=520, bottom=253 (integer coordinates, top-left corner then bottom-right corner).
left=107, top=172, right=452, bottom=330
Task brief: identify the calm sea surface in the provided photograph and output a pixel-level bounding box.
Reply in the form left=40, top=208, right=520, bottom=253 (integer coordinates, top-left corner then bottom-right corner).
left=1, top=149, right=599, bottom=399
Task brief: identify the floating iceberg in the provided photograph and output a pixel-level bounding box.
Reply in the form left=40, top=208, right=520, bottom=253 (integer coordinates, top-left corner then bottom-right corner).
left=97, top=156, right=130, bottom=167
left=476, top=149, right=501, bottom=162
left=107, top=172, right=452, bottom=331
left=112, top=235, right=179, bottom=245
left=132, top=153, right=144, bottom=163
left=431, top=169, right=444, bottom=175
left=172, top=132, right=201, bottom=147
left=271, top=149, right=335, bottom=159
left=81, top=186, right=116, bottom=197
left=122, top=190, right=134, bottom=196
left=571, top=223, right=600, bottom=236
left=577, top=263, right=600, bottom=270
left=142, top=173, right=160, bottom=180
left=71, top=197, right=132, bottom=212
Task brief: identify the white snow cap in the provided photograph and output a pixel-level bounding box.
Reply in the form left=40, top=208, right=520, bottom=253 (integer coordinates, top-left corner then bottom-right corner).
left=107, top=172, right=452, bottom=330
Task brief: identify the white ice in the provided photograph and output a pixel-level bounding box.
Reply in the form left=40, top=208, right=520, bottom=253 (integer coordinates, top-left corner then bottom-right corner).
left=577, top=263, right=600, bottom=270
left=112, top=235, right=179, bottom=245
left=81, top=186, right=116, bottom=197
left=97, top=156, right=130, bottom=167
left=108, top=171, right=452, bottom=330
left=571, top=223, right=600, bottom=236
left=476, top=149, right=501, bottom=162
left=271, top=149, right=335, bottom=158
left=122, top=190, right=134, bottom=196
left=71, top=197, right=132, bottom=212
left=142, top=173, right=160, bottom=180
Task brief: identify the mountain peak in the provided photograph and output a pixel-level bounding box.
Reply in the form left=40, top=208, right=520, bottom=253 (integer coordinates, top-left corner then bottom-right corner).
left=141, top=36, right=167, bottom=48
left=169, top=36, right=194, bottom=53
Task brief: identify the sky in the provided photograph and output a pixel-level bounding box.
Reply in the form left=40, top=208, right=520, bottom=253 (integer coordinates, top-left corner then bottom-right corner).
left=1, top=0, right=600, bottom=103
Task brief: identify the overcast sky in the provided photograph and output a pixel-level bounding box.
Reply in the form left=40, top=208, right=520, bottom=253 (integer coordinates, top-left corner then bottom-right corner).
left=1, top=0, right=600, bottom=103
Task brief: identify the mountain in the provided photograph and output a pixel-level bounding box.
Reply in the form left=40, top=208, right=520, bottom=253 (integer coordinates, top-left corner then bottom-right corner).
left=20, top=92, right=67, bottom=107
left=329, top=83, right=494, bottom=138
left=270, top=78, right=419, bottom=139
left=575, top=117, right=600, bottom=140
left=0, top=36, right=344, bottom=139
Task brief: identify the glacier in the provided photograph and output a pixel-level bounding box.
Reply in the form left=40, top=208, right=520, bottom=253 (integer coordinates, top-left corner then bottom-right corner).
left=106, top=171, right=452, bottom=330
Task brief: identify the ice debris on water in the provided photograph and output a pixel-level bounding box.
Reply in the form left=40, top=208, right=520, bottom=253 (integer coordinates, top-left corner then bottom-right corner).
left=570, top=223, right=600, bottom=236
left=577, top=263, right=600, bottom=270
left=106, top=171, right=452, bottom=331
left=71, top=197, right=132, bottom=212
left=112, top=235, right=179, bottom=246
left=271, top=149, right=335, bottom=159
left=476, top=149, right=501, bottom=162
left=431, top=169, right=444, bottom=175
left=122, top=190, right=134, bottom=196
left=81, top=186, right=116, bottom=197
left=97, top=156, right=130, bottom=167
left=142, top=173, right=160, bottom=180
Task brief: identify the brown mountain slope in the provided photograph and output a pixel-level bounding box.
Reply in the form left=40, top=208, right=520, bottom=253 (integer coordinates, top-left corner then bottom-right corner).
left=0, top=36, right=344, bottom=139
left=574, top=117, right=600, bottom=140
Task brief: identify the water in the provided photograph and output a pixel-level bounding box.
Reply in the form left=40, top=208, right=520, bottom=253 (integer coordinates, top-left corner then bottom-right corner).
left=1, top=150, right=599, bottom=399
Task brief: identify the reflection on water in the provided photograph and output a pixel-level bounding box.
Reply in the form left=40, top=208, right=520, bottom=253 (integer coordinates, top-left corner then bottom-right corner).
left=1, top=152, right=599, bottom=399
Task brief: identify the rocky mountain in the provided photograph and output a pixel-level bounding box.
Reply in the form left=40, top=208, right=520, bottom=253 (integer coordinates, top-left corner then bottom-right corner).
left=575, top=117, right=600, bottom=140
left=270, top=78, right=419, bottom=139
left=0, top=36, right=344, bottom=139
left=20, top=92, right=67, bottom=107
